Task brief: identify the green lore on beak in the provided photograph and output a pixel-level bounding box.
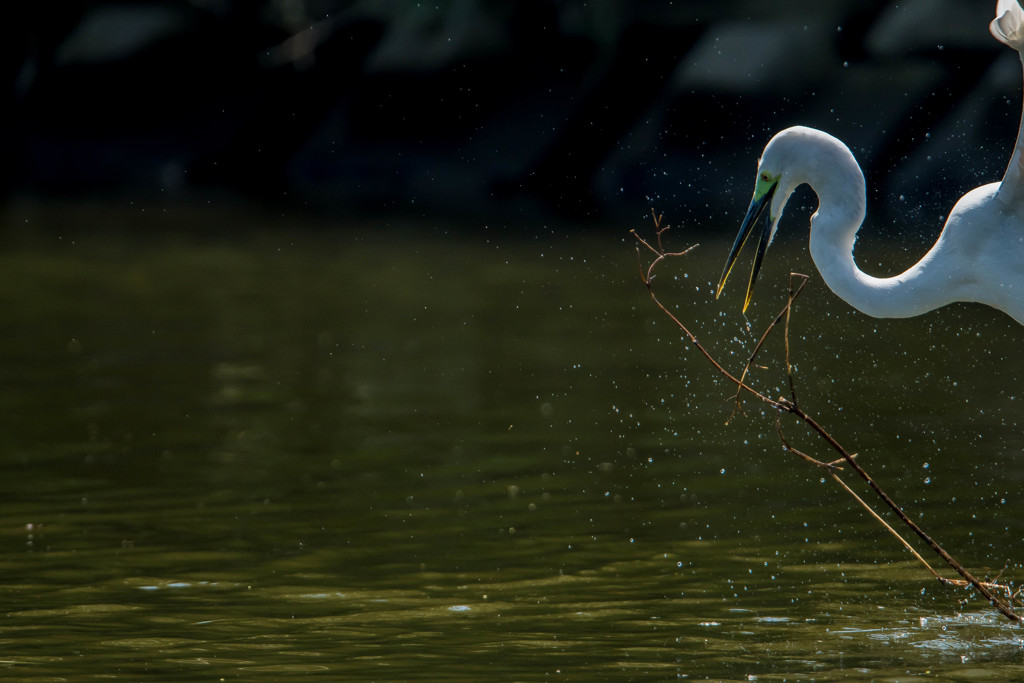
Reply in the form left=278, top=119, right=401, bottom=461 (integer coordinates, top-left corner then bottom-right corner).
left=716, top=178, right=778, bottom=312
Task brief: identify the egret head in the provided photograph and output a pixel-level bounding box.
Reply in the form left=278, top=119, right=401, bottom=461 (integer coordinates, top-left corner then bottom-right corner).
left=715, top=127, right=814, bottom=311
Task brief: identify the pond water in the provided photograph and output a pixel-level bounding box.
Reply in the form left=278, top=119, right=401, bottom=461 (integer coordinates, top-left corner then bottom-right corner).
left=0, top=202, right=1023, bottom=680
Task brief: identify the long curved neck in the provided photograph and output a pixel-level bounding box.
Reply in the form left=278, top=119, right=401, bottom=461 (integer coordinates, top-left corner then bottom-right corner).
left=803, top=147, right=953, bottom=319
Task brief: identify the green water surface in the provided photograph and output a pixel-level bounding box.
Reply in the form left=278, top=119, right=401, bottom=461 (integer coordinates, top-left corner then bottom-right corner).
left=0, top=202, right=1022, bottom=680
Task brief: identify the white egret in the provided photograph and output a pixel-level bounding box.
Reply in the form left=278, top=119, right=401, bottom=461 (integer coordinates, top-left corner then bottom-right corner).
left=716, top=0, right=1024, bottom=326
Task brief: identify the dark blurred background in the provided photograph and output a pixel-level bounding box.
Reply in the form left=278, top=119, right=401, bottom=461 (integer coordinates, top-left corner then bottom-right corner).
left=4, top=0, right=1019, bottom=229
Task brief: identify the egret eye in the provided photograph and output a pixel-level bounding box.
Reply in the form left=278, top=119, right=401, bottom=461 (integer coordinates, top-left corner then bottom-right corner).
left=760, top=173, right=770, bottom=182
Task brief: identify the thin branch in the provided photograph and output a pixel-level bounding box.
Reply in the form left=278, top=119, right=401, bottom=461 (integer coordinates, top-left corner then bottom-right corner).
left=784, top=272, right=808, bottom=405
left=726, top=274, right=809, bottom=422
left=633, top=212, right=1022, bottom=623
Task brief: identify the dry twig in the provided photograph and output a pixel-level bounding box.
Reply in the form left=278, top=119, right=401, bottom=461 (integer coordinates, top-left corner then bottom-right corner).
left=632, top=212, right=1022, bottom=623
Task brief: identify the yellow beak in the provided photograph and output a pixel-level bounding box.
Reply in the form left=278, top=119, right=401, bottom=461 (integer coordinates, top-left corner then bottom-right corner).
left=716, top=180, right=777, bottom=312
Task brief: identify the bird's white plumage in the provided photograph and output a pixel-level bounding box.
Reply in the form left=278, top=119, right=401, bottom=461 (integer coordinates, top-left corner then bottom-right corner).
left=992, top=0, right=1024, bottom=214
left=718, top=0, right=1024, bottom=326
left=991, top=0, right=1024, bottom=48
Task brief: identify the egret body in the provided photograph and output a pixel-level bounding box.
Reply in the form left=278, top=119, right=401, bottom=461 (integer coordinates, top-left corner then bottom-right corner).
left=716, top=0, right=1024, bottom=326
